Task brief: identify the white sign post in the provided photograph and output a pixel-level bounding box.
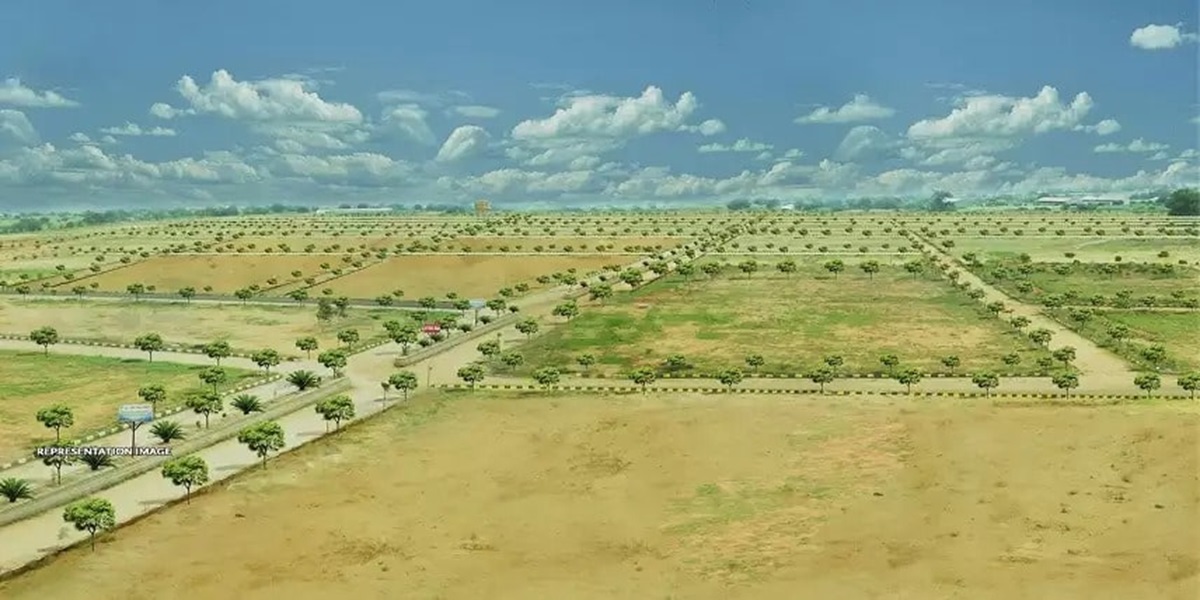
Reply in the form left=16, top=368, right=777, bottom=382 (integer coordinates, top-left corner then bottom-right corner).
left=118, top=403, right=155, bottom=453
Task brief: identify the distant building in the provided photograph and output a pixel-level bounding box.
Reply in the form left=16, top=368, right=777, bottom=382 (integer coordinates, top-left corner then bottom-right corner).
left=1035, top=195, right=1127, bottom=208
left=313, top=207, right=391, bottom=215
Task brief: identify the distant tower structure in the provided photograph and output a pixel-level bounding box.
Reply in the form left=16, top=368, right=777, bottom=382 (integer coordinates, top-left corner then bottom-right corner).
left=474, top=199, right=491, bottom=218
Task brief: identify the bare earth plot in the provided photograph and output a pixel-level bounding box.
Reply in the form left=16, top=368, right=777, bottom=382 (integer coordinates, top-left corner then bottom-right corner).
left=78, top=255, right=338, bottom=294
left=520, top=266, right=1050, bottom=376
left=312, top=254, right=627, bottom=299
left=0, top=391, right=1194, bottom=600
left=0, top=351, right=257, bottom=459
left=0, top=298, right=414, bottom=353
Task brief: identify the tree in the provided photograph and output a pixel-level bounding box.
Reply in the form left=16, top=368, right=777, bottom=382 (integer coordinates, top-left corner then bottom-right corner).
left=161, top=455, right=209, bottom=504
left=388, top=371, right=419, bottom=400
left=80, top=452, right=115, bottom=472
left=485, top=298, right=507, bottom=314
left=36, top=404, right=74, bottom=442
left=198, top=366, right=227, bottom=393
left=745, top=354, right=765, bottom=373
left=775, top=259, right=798, bottom=277
left=823, top=355, right=844, bottom=372
left=150, top=420, right=185, bottom=444
left=1009, top=316, right=1031, bottom=330
left=336, top=328, right=360, bottom=347
left=903, top=260, right=925, bottom=280
left=807, top=367, right=835, bottom=393
left=500, top=351, right=524, bottom=369
left=137, top=384, right=167, bottom=415
left=233, top=287, right=254, bottom=304
left=1051, top=346, right=1076, bottom=368
left=477, top=339, right=501, bottom=358
left=929, top=190, right=955, bottom=212
left=62, top=497, right=116, bottom=551
left=971, top=372, right=1000, bottom=397
left=895, top=368, right=924, bottom=394
left=1140, top=344, right=1167, bottom=371
left=1133, top=373, right=1161, bottom=398
left=250, top=349, right=282, bottom=373
left=533, top=367, right=561, bottom=389
left=295, top=336, right=319, bottom=358
left=630, top=367, right=657, bottom=393
left=1028, top=328, right=1054, bottom=348
left=1052, top=372, right=1080, bottom=398
left=287, top=369, right=322, bottom=390
left=737, top=259, right=759, bottom=277
left=552, top=301, right=580, bottom=321
left=0, top=478, right=34, bottom=503
left=231, top=393, right=263, bottom=414
left=1177, top=372, right=1200, bottom=399
left=619, top=268, right=644, bottom=287
left=185, top=391, right=223, bottom=428
left=717, top=368, right=744, bottom=389
left=940, top=355, right=961, bottom=374
left=576, top=353, right=597, bottom=374
left=29, top=326, right=60, bottom=355
left=315, top=394, right=355, bottom=431
left=1161, top=187, right=1199, bottom=216
left=237, top=421, right=286, bottom=468
left=664, top=354, right=691, bottom=372
left=133, top=333, right=165, bottom=362
left=457, top=363, right=486, bottom=388
left=879, top=353, right=900, bottom=374
left=588, top=283, right=614, bottom=303
left=701, top=262, right=722, bottom=278
left=859, top=260, right=881, bottom=280
left=391, top=325, right=419, bottom=355
left=178, top=286, right=197, bottom=303
left=41, top=441, right=76, bottom=485
left=316, top=298, right=337, bottom=323
left=1106, top=324, right=1130, bottom=345
left=515, top=317, right=540, bottom=338
left=203, top=341, right=232, bottom=365
left=1001, top=353, right=1021, bottom=367
left=823, top=259, right=845, bottom=279
left=126, top=283, right=146, bottom=301
left=318, top=349, right=348, bottom=376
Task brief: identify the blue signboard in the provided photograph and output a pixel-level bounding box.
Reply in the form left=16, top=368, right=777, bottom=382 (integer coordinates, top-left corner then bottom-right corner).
left=469, top=299, right=487, bottom=310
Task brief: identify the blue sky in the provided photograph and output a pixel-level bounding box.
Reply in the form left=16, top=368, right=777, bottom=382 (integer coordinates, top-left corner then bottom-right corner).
left=0, top=0, right=1196, bottom=209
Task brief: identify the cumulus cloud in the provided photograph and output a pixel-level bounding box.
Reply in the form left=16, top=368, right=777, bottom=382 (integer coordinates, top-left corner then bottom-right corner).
left=268, top=151, right=413, bottom=185
left=682, top=119, right=726, bottom=136
left=0, top=78, right=79, bottom=108
left=99, top=122, right=177, bottom=137
left=512, top=86, right=703, bottom=141
left=1093, top=138, right=1169, bottom=153
left=0, top=143, right=261, bottom=186
left=908, top=86, right=1093, bottom=141
left=450, top=105, right=501, bottom=119
left=446, top=168, right=601, bottom=195
left=1075, top=119, right=1122, bottom=136
left=153, top=70, right=363, bottom=123
left=1130, top=24, right=1198, bottom=50
left=795, top=94, right=895, bottom=124
left=381, top=104, right=436, bottom=145
left=0, top=109, right=38, bottom=143
left=436, top=125, right=490, bottom=162
left=697, top=138, right=773, bottom=153
left=834, top=126, right=896, bottom=161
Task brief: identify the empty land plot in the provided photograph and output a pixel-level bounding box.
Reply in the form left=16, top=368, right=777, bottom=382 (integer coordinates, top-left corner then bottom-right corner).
left=0, top=351, right=257, bottom=458
left=79, top=255, right=337, bottom=294
left=444, top=236, right=685, bottom=253
left=1050, top=309, right=1200, bottom=373
left=521, top=264, right=1049, bottom=376
left=980, top=261, right=1200, bottom=306
left=0, top=299, right=421, bottom=353
left=949, top=236, right=1200, bottom=263
left=1, top=392, right=1194, bottom=599
left=313, top=254, right=630, bottom=299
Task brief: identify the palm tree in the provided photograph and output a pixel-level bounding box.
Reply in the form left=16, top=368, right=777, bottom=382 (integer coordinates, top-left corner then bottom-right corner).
left=0, top=477, right=34, bottom=503
left=150, top=420, right=186, bottom=444
left=287, top=369, right=322, bottom=390
left=80, top=453, right=115, bottom=471
left=231, top=394, right=264, bottom=414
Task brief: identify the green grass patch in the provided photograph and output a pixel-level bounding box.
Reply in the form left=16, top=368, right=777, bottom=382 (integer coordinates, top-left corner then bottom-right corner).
left=520, top=264, right=1050, bottom=376
left=0, top=351, right=259, bottom=457
left=1045, top=308, right=1200, bottom=373
left=978, top=260, right=1199, bottom=308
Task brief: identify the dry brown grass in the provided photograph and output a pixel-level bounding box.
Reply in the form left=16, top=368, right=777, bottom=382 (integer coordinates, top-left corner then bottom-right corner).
left=311, top=254, right=627, bottom=299
left=82, top=255, right=338, bottom=294
left=2, top=391, right=1195, bottom=600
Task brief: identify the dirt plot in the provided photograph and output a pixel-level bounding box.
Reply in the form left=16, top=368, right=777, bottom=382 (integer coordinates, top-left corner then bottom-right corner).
left=2, top=392, right=1195, bottom=599
left=522, top=266, right=1050, bottom=375
left=79, top=255, right=338, bottom=294
left=445, top=236, right=684, bottom=252
left=312, top=254, right=629, bottom=299
left=0, top=299, right=419, bottom=353
left=0, top=351, right=256, bottom=459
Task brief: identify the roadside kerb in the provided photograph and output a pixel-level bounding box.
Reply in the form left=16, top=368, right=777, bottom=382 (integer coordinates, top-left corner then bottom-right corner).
left=0, top=373, right=285, bottom=471
left=0, top=377, right=351, bottom=528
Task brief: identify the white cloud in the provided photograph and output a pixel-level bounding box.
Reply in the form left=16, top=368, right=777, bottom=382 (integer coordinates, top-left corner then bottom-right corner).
left=269, top=151, right=412, bottom=185
left=381, top=104, right=435, bottom=145
left=0, top=78, right=79, bottom=108
left=908, top=86, right=1093, bottom=141
left=834, top=125, right=894, bottom=161
left=697, top=138, right=773, bottom=153
left=1075, top=119, right=1122, bottom=136
left=447, top=168, right=600, bottom=195
left=0, top=109, right=38, bottom=143
left=512, top=86, right=703, bottom=141
left=1129, top=24, right=1198, bottom=50
left=450, top=105, right=501, bottom=119
left=795, top=94, right=895, bottom=124
left=436, top=125, right=490, bottom=162
left=0, top=143, right=261, bottom=186
left=158, top=69, right=363, bottom=123
left=99, top=122, right=177, bottom=137
left=782, top=148, right=805, bottom=159
left=1093, top=138, right=1170, bottom=153
left=683, top=119, right=726, bottom=136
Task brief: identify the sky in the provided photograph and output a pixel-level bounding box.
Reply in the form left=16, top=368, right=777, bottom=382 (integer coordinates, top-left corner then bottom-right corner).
left=0, top=0, right=1197, bottom=210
